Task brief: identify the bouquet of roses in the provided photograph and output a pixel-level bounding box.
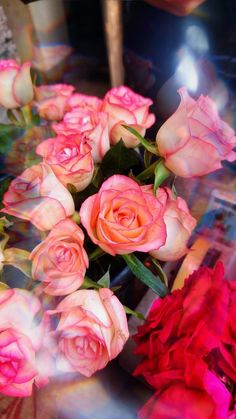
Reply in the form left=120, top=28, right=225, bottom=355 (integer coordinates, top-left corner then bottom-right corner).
left=0, top=58, right=235, bottom=403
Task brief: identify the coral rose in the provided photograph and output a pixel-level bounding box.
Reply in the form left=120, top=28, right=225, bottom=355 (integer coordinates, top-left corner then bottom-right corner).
left=35, top=83, right=75, bottom=121
left=30, top=219, right=88, bottom=296
left=150, top=187, right=196, bottom=261
left=101, top=85, right=155, bottom=148
left=36, top=133, right=94, bottom=191
left=53, top=288, right=129, bottom=377
left=80, top=175, right=166, bottom=256
left=156, top=87, right=236, bottom=177
left=0, top=289, right=49, bottom=397
left=0, top=60, right=33, bottom=109
left=53, top=109, right=110, bottom=163
left=67, top=93, right=102, bottom=112
left=2, top=163, right=75, bottom=231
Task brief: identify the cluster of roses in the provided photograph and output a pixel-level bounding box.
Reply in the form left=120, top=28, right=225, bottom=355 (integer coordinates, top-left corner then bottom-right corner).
left=134, top=263, right=236, bottom=418
left=0, top=58, right=235, bottom=400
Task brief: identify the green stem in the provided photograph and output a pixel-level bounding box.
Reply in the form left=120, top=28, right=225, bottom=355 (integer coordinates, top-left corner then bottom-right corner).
left=89, top=246, right=105, bottom=261
left=122, top=125, right=159, bottom=155
left=122, top=253, right=168, bottom=297
left=21, top=105, right=33, bottom=127
left=136, top=159, right=160, bottom=182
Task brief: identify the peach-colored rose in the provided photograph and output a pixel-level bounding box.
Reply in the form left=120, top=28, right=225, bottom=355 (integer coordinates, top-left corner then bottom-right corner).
left=0, top=60, right=33, bottom=109
left=0, top=289, right=48, bottom=397
left=2, top=163, right=75, bottom=231
left=156, top=87, right=236, bottom=178
left=53, top=109, right=110, bottom=163
left=35, top=83, right=75, bottom=121
left=80, top=175, right=166, bottom=255
left=101, top=85, right=155, bottom=148
left=36, top=133, right=94, bottom=191
left=145, top=0, right=205, bottom=16
left=30, top=219, right=88, bottom=296
left=150, top=187, right=196, bottom=261
left=53, top=288, right=129, bottom=377
left=67, top=93, right=102, bottom=112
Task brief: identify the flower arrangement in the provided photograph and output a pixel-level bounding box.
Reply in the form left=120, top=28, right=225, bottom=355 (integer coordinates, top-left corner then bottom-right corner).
left=0, top=58, right=235, bottom=415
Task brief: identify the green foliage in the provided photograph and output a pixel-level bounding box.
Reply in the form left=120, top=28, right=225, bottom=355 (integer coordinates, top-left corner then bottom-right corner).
left=97, top=268, right=110, bottom=288
left=100, top=139, right=141, bottom=179
left=0, top=124, right=23, bottom=154
left=122, top=253, right=168, bottom=297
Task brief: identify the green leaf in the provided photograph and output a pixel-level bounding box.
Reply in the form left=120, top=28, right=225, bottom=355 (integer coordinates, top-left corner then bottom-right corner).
left=122, top=253, right=168, bottom=297
left=3, top=248, right=32, bottom=278
left=97, top=268, right=110, bottom=288
left=122, top=125, right=158, bottom=155
left=151, top=258, right=168, bottom=286
left=82, top=276, right=101, bottom=290
left=123, top=305, right=146, bottom=321
left=0, top=124, right=23, bottom=154
left=100, top=139, right=141, bottom=179
left=154, top=160, right=171, bottom=194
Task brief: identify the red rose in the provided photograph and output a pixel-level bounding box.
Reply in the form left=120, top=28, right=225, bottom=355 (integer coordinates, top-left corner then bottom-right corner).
left=134, top=263, right=234, bottom=418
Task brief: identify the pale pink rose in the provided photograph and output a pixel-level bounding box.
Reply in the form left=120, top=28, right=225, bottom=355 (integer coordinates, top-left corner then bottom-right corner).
left=101, top=85, right=155, bottom=148
left=2, top=163, right=75, bottom=231
left=36, top=133, right=94, bottom=191
left=150, top=187, right=196, bottom=261
left=80, top=175, right=166, bottom=256
left=53, top=109, right=110, bottom=163
left=30, top=219, right=88, bottom=296
left=0, top=60, right=33, bottom=109
left=156, top=87, right=236, bottom=178
left=53, top=288, right=129, bottom=377
left=67, top=93, right=102, bottom=112
left=0, top=289, right=49, bottom=397
left=35, top=83, right=75, bottom=121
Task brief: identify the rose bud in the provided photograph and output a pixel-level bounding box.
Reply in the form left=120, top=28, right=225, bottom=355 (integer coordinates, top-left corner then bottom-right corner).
left=34, top=83, right=75, bottom=121
left=0, top=60, right=33, bottom=109
left=53, top=288, right=129, bottom=377
left=53, top=109, right=110, bottom=163
left=30, top=219, right=88, bottom=296
left=36, top=133, right=94, bottom=192
left=2, top=163, right=75, bottom=231
left=101, top=85, right=155, bottom=148
left=156, top=87, right=236, bottom=178
left=150, top=187, right=196, bottom=261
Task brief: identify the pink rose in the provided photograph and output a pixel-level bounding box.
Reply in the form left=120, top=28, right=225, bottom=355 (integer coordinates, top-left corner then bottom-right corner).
left=30, top=219, right=88, bottom=296
left=156, top=87, right=236, bottom=177
left=0, top=289, right=49, bottom=397
left=67, top=93, right=102, bottom=112
left=53, top=109, right=110, bottom=163
left=101, top=85, right=155, bottom=148
left=35, top=83, right=75, bottom=121
left=2, top=163, right=75, bottom=231
left=53, top=288, right=129, bottom=377
left=0, top=60, right=33, bottom=109
left=150, top=187, right=196, bottom=261
left=80, top=175, right=166, bottom=255
left=36, top=133, right=94, bottom=191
